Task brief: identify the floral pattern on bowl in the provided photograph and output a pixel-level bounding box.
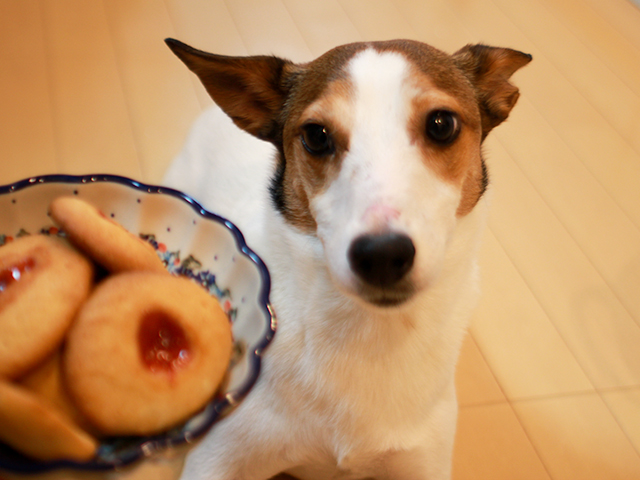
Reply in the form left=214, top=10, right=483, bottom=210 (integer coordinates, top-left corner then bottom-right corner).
left=0, top=174, right=276, bottom=474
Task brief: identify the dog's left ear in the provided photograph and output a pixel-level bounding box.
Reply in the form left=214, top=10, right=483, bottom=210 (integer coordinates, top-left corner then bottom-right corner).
left=453, top=45, right=532, bottom=137
left=166, top=38, right=297, bottom=143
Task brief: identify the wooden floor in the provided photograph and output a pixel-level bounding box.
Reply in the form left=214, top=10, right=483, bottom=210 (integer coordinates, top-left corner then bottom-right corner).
left=1, top=1, right=640, bottom=479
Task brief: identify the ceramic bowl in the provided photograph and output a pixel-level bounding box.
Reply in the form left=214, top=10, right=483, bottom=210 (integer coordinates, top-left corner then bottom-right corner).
left=0, top=174, right=275, bottom=474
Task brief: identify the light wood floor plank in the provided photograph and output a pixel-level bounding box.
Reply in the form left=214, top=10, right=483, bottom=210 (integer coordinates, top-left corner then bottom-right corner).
left=486, top=136, right=640, bottom=390
left=40, top=0, right=141, bottom=178
left=472, top=229, right=593, bottom=400
left=456, top=333, right=506, bottom=408
left=536, top=0, right=640, bottom=101
left=339, top=0, right=417, bottom=42
left=454, top=403, right=552, bottom=480
left=283, top=0, right=361, bottom=56
left=513, top=393, right=640, bottom=480
left=494, top=100, right=640, bottom=326
left=392, top=0, right=472, bottom=52
left=490, top=0, right=640, bottom=156
left=224, top=0, right=312, bottom=61
left=0, top=0, right=57, bottom=184
left=103, top=0, right=202, bottom=183
left=602, top=387, right=640, bottom=454
left=584, top=0, right=640, bottom=51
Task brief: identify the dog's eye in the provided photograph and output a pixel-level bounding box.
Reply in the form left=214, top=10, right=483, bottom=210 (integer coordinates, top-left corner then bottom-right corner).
left=425, top=110, right=460, bottom=145
left=301, top=124, right=334, bottom=156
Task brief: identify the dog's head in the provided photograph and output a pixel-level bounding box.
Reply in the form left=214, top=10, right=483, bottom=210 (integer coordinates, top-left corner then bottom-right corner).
left=167, top=39, right=530, bottom=308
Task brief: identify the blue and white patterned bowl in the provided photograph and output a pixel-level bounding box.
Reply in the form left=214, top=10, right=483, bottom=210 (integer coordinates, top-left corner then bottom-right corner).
left=0, top=174, right=275, bottom=475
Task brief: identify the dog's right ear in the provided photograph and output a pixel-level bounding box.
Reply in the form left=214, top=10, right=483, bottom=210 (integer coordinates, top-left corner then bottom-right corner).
left=453, top=44, right=532, bottom=138
left=165, top=39, right=297, bottom=143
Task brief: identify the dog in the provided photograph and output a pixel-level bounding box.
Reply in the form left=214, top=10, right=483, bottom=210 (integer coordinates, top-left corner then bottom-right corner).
left=163, top=38, right=530, bottom=480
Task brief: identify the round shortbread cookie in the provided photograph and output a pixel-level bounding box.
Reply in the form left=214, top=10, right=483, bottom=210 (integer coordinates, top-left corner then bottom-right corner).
left=18, top=350, right=91, bottom=432
left=63, top=272, right=233, bottom=436
left=0, top=379, right=98, bottom=462
left=0, top=235, right=94, bottom=379
left=49, top=196, right=166, bottom=274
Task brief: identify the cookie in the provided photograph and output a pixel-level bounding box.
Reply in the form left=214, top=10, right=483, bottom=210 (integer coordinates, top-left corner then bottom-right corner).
left=0, top=235, right=94, bottom=379
left=18, top=350, right=91, bottom=431
left=63, top=272, right=232, bottom=436
left=0, top=379, right=98, bottom=462
left=49, top=196, right=166, bottom=274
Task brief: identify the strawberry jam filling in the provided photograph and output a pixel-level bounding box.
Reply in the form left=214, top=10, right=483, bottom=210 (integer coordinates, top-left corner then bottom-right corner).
left=138, top=312, right=191, bottom=373
left=0, top=258, right=35, bottom=294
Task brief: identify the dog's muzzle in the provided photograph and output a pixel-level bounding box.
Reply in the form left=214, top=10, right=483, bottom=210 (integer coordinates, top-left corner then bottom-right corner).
left=348, top=233, right=416, bottom=306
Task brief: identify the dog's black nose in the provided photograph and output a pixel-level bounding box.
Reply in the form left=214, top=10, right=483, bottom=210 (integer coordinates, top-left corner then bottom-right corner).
left=348, top=233, right=415, bottom=288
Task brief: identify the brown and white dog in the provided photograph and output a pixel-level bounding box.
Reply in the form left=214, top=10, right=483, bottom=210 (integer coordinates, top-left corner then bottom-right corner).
left=163, top=39, right=530, bottom=480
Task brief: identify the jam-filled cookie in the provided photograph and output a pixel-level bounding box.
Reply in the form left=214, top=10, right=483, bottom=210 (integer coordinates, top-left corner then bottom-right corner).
left=63, top=272, right=232, bottom=436
left=0, top=235, right=94, bottom=379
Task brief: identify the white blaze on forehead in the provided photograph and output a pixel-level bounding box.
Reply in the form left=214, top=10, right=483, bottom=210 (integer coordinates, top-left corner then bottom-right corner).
left=349, top=48, right=410, bottom=95
left=339, top=49, right=428, bottom=218
left=348, top=49, right=412, bottom=142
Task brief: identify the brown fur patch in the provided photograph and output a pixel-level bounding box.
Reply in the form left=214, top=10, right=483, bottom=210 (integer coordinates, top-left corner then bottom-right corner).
left=280, top=78, right=355, bottom=229
left=407, top=94, right=486, bottom=217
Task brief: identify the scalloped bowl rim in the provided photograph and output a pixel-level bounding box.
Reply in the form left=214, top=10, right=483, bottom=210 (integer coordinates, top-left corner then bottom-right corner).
left=0, top=174, right=276, bottom=473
